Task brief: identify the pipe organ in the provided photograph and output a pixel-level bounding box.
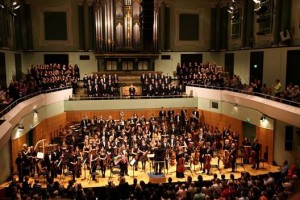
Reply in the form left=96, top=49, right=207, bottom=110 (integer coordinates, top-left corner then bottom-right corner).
left=94, top=0, right=158, bottom=53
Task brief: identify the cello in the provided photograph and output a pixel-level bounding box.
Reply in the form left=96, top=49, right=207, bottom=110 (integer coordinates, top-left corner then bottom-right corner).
left=177, top=157, right=185, bottom=174
left=204, top=154, right=212, bottom=173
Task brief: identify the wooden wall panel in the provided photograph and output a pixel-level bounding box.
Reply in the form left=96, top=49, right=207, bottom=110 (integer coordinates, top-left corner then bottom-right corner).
left=11, top=113, right=67, bottom=171
left=65, top=108, right=196, bottom=123
left=11, top=133, right=27, bottom=172
left=256, top=127, right=274, bottom=164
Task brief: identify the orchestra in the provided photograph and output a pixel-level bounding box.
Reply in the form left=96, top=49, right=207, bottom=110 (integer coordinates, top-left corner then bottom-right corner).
left=14, top=109, right=266, bottom=183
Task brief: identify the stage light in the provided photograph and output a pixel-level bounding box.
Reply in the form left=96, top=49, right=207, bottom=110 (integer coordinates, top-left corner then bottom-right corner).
left=260, top=116, right=266, bottom=122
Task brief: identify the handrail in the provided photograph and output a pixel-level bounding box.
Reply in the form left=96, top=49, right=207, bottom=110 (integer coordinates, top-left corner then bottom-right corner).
left=187, top=83, right=300, bottom=107
left=69, top=94, right=191, bottom=100
left=0, top=86, right=72, bottom=118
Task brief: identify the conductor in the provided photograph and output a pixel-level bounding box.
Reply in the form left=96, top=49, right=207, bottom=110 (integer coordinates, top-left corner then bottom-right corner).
left=154, top=143, right=165, bottom=175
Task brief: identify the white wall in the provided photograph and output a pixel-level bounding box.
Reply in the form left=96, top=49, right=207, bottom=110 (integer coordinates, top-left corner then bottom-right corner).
left=274, top=120, right=300, bottom=166
left=222, top=46, right=300, bottom=87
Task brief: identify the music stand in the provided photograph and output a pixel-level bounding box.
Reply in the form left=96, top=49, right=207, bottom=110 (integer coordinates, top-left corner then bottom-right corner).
left=81, top=158, right=88, bottom=181
left=130, top=158, right=137, bottom=178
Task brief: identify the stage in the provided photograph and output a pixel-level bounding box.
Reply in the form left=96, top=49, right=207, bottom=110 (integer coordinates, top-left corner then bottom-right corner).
left=0, top=157, right=280, bottom=189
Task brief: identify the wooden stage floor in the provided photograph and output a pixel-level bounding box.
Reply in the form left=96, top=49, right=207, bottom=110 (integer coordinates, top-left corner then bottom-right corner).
left=0, top=157, right=280, bottom=189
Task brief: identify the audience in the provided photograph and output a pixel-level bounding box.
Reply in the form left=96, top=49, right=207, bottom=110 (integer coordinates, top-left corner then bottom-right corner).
left=5, top=169, right=299, bottom=199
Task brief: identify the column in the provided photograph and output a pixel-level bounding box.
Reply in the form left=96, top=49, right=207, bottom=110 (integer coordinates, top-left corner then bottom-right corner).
left=210, top=1, right=217, bottom=51
left=87, top=0, right=95, bottom=51
left=78, top=0, right=85, bottom=50
left=273, top=0, right=282, bottom=45
left=158, top=2, right=165, bottom=50
left=243, top=0, right=254, bottom=48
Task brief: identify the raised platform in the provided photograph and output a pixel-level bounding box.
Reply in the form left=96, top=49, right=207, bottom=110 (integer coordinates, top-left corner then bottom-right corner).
left=148, top=172, right=167, bottom=184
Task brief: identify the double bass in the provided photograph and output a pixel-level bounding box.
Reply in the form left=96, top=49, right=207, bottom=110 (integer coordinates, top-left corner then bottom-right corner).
left=204, top=154, right=212, bottom=172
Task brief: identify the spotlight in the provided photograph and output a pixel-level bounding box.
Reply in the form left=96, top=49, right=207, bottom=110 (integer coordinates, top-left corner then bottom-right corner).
left=18, top=124, right=24, bottom=129
left=34, top=109, right=38, bottom=114
left=234, top=103, right=238, bottom=107
left=0, top=4, right=4, bottom=9
left=260, top=116, right=266, bottom=122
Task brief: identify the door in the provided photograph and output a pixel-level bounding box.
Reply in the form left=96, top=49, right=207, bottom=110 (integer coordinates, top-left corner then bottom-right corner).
left=15, top=53, right=22, bottom=81
left=225, top=53, right=234, bottom=76
left=243, top=122, right=256, bottom=142
left=286, top=50, right=300, bottom=85
left=0, top=52, right=6, bottom=87
left=250, top=51, right=264, bottom=83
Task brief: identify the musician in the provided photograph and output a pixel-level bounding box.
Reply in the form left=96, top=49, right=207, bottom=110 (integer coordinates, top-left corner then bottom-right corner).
left=131, top=143, right=139, bottom=171
left=129, top=84, right=136, bottom=98
left=99, top=146, right=107, bottom=177
left=169, top=134, right=177, bottom=148
left=159, top=107, right=166, bottom=121
left=15, top=152, right=25, bottom=182
left=27, top=146, right=37, bottom=177
left=74, top=146, right=82, bottom=178
left=202, top=142, right=213, bottom=175
left=168, top=123, right=179, bottom=136
left=154, top=143, right=166, bottom=175
left=119, top=144, right=129, bottom=176
left=223, top=139, right=231, bottom=151
left=69, top=150, right=78, bottom=182
left=229, top=143, right=237, bottom=172
left=198, top=141, right=206, bottom=170
left=89, top=149, right=98, bottom=181
left=139, top=140, right=149, bottom=170
left=251, top=138, right=260, bottom=170
left=176, top=147, right=185, bottom=178
left=192, top=107, right=200, bottom=120
left=168, top=107, right=175, bottom=121
left=44, top=149, right=57, bottom=180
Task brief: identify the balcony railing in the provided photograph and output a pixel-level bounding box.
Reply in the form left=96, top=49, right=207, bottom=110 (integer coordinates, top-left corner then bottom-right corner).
left=0, top=86, right=72, bottom=118
left=187, top=83, right=300, bottom=108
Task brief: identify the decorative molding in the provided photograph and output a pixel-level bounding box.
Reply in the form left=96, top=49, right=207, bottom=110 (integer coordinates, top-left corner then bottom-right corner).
left=174, top=8, right=205, bottom=47
left=77, top=0, right=85, bottom=6
left=87, top=0, right=94, bottom=6
left=37, top=5, right=74, bottom=47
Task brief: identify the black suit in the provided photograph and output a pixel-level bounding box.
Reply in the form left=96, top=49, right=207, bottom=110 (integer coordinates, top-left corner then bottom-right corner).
left=154, top=147, right=165, bottom=174
left=252, top=142, right=260, bottom=169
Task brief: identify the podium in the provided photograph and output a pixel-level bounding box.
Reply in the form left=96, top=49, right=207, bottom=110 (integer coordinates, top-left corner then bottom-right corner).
left=148, top=160, right=167, bottom=183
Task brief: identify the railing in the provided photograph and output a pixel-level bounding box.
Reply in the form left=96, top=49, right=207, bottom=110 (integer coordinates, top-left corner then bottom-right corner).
left=69, top=94, right=190, bottom=100
left=0, top=86, right=72, bottom=118
left=187, top=83, right=300, bottom=107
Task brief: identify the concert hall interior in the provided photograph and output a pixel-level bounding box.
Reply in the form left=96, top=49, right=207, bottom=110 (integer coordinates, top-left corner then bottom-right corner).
left=0, top=0, right=300, bottom=199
